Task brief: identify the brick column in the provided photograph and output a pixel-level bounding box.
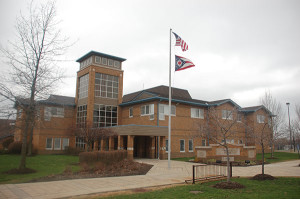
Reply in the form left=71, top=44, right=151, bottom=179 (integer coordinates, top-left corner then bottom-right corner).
left=94, top=141, right=98, bottom=151
left=100, top=138, right=105, bottom=151
left=109, top=137, right=114, bottom=151
left=149, top=136, right=155, bottom=159
left=127, top=135, right=134, bottom=160
left=118, top=135, right=123, bottom=150
left=159, top=136, right=166, bottom=159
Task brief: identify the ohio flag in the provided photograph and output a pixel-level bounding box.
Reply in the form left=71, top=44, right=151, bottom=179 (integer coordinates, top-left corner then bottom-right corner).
left=175, top=55, right=195, bottom=71
left=173, top=32, right=188, bottom=51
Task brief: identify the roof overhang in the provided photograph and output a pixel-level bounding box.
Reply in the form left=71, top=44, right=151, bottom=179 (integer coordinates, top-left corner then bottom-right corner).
left=106, top=124, right=168, bottom=136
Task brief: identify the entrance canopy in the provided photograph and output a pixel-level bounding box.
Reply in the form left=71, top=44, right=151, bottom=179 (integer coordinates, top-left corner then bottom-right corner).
left=108, top=124, right=168, bottom=136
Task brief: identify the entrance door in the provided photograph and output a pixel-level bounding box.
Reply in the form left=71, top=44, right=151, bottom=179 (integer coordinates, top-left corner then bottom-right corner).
left=134, top=136, right=150, bottom=158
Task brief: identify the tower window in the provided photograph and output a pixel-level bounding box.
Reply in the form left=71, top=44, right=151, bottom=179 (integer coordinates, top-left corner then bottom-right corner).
left=78, top=74, right=89, bottom=99
left=93, top=104, right=118, bottom=127
left=95, top=73, right=119, bottom=99
left=108, top=59, right=114, bottom=66
left=102, top=58, right=107, bottom=65
left=95, top=56, right=101, bottom=64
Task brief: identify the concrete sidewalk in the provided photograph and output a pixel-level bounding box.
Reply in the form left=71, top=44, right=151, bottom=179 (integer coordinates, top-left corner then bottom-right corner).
left=0, top=159, right=299, bottom=199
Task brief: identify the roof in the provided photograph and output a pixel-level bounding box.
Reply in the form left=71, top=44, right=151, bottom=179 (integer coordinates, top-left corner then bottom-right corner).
left=122, top=85, right=192, bottom=103
left=39, top=95, right=75, bottom=106
left=16, top=95, right=76, bottom=107
left=76, top=51, right=126, bottom=62
left=240, top=105, right=274, bottom=116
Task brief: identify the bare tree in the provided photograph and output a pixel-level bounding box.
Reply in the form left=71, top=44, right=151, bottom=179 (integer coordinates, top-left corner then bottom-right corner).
left=196, top=106, right=244, bottom=182
left=0, top=1, right=70, bottom=170
left=260, top=90, right=284, bottom=157
left=74, top=124, right=117, bottom=152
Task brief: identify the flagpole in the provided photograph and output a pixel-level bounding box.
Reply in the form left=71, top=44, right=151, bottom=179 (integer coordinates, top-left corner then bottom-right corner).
left=168, top=28, right=172, bottom=169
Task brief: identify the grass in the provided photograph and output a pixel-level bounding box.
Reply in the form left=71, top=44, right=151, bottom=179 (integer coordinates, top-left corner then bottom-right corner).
left=0, top=154, right=79, bottom=184
left=257, top=152, right=299, bottom=164
left=171, top=156, right=194, bottom=162
left=103, top=177, right=300, bottom=199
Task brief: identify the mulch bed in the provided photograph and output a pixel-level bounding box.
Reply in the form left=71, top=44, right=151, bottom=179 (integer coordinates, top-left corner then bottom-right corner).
left=28, top=159, right=153, bottom=183
left=251, top=174, right=276, bottom=181
left=213, top=181, right=245, bottom=189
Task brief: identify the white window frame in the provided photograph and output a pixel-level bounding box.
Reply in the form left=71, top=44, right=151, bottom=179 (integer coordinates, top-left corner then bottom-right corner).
left=201, top=139, right=206, bottom=146
left=141, top=104, right=154, bottom=116
left=54, top=138, right=61, bottom=150
left=222, top=110, right=233, bottom=120
left=102, top=57, right=107, bottom=65
left=188, top=139, right=193, bottom=152
left=166, top=139, right=169, bottom=152
left=95, top=56, right=101, bottom=64
left=108, top=59, right=114, bottom=66
left=257, top=114, right=265, bottom=123
left=191, top=108, right=204, bottom=119
left=114, top=61, right=120, bottom=68
left=62, top=138, right=69, bottom=150
left=129, top=107, right=133, bottom=118
left=159, top=104, right=165, bottom=120
left=46, top=138, right=53, bottom=150
left=159, top=104, right=176, bottom=120
left=180, top=139, right=185, bottom=152
left=237, top=113, right=242, bottom=122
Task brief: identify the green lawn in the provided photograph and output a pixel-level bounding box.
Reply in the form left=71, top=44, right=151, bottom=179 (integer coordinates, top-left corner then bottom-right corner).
left=172, top=152, right=299, bottom=163
left=0, top=154, right=79, bottom=184
left=103, top=177, right=300, bottom=199
left=257, top=152, right=299, bottom=163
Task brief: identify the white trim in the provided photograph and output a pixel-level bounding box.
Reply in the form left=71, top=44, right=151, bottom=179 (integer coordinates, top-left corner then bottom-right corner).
left=54, top=138, right=61, bottom=150
left=46, top=138, right=53, bottom=150
left=188, top=139, right=193, bottom=152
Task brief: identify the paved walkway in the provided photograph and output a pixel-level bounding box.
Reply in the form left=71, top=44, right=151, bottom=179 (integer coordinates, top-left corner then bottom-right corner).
left=0, top=159, right=299, bottom=199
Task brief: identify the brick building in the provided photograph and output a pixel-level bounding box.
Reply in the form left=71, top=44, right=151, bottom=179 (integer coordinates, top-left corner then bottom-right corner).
left=14, top=51, right=273, bottom=158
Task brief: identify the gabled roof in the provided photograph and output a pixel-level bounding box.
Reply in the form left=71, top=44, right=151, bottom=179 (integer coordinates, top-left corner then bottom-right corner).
left=39, top=95, right=75, bottom=106
left=15, top=95, right=76, bottom=107
left=76, top=51, right=126, bottom=62
left=240, top=105, right=274, bottom=116
left=208, top=99, right=241, bottom=109
left=122, top=85, right=192, bottom=103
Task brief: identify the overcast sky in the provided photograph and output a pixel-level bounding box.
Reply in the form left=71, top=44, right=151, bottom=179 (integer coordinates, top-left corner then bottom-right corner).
left=0, top=0, right=299, bottom=119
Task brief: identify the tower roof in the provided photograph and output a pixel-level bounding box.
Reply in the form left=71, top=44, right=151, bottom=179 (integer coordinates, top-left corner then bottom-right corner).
left=76, top=51, right=126, bottom=62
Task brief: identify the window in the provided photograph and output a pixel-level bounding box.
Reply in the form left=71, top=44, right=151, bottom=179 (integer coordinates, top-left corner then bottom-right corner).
left=180, top=140, right=185, bottom=152
left=191, top=108, right=204, bottom=119
left=268, top=118, right=272, bottom=127
left=102, top=57, right=107, bottom=65
left=78, top=74, right=89, bottom=99
left=62, top=138, right=69, bottom=150
left=18, top=109, right=22, bottom=119
left=188, top=139, right=193, bottom=152
left=94, top=73, right=119, bottom=99
left=95, top=56, right=101, bottom=64
left=46, top=138, right=53, bottom=150
left=54, top=138, right=61, bottom=150
left=129, top=107, right=133, bottom=118
left=257, top=115, right=265, bottom=123
left=237, top=113, right=242, bottom=122
left=76, top=105, right=87, bottom=127
left=76, top=137, right=85, bottom=149
left=80, top=58, right=92, bottom=70
left=114, top=61, right=120, bottom=68
left=44, top=107, right=64, bottom=121
left=238, top=139, right=243, bottom=144
left=166, top=139, right=169, bottom=152
left=108, top=59, right=114, bottom=66
left=159, top=104, right=176, bottom=120
left=93, top=104, right=118, bottom=127
left=222, top=110, right=233, bottom=120
left=201, top=139, right=206, bottom=146
left=141, top=104, right=154, bottom=116
left=223, top=139, right=234, bottom=144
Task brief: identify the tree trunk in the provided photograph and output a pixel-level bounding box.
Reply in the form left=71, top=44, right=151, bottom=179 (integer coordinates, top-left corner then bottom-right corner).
left=19, top=112, right=31, bottom=170
left=262, top=144, right=265, bottom=179
left=226, top=146, right=231, bottom=182
left=27, top=124, right=34, bottom=156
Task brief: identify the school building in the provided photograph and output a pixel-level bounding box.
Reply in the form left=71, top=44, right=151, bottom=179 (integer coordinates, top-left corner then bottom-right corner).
left=14, top=51, right=273, bottom=159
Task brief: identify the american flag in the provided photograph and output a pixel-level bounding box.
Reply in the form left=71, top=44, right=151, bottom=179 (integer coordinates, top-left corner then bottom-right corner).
left=173, top=32, right=188, bottom=51
left=175, top=55, right=195, bottom=71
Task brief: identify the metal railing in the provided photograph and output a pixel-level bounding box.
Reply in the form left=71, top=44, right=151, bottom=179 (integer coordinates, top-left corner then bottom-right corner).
left=186, top=163, right=232, bottom=184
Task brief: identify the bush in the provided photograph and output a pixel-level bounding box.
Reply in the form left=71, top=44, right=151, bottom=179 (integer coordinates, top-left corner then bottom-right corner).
left=2, top=137, right=14, bottom=149
left=8, top=141, right=22, bottom=154
left=64, top=146, right=81, bottom=156
left=79, top=150, right=127, bottom=165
